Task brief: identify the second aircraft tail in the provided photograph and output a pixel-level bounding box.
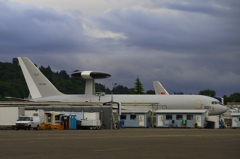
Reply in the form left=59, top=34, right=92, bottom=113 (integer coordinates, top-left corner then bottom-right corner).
left=153, top=81, right=169, bottom=95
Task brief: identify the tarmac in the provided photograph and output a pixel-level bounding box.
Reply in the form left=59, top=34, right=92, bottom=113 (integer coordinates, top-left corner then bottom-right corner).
left=0, top=128, right=239, bottom=159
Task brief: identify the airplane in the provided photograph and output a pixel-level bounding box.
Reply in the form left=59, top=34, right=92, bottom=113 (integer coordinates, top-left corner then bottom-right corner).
left=17, top=57, right=227, bottom=115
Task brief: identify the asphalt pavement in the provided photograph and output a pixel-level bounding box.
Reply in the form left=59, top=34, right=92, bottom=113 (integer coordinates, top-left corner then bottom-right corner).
left=0, top=128, right=239, bottom=159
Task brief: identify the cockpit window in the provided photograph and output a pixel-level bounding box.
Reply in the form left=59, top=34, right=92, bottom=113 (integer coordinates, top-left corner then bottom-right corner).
left=212, top=101, right=222, bottom=105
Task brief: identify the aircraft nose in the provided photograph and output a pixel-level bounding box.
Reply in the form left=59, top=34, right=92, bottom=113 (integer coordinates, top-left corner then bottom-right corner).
left=219, top=105, right=228, bottom=114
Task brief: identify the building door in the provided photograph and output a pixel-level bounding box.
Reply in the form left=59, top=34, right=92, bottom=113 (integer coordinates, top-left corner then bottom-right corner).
left=196, top=115, right=201, bottom=127
left=158, top=115, right=163, bottom=126
left=232, top=118, right=238, bottom=127
left=195, top=100, right=202, bottom=109
left=139, top=115, right=145, bottom=126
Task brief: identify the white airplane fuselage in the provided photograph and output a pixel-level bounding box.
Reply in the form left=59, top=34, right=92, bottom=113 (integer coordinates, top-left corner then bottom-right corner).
left=29, top=94, right=227, bottom=115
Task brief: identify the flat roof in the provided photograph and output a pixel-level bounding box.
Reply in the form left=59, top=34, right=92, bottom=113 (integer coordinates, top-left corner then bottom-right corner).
left=122, top=110, right=151, bottom=113
left=155, top=109, right=208, bottom=114
left=231, top=113, right=240, bottom=116
left=113, top=110, right=151, bottom=113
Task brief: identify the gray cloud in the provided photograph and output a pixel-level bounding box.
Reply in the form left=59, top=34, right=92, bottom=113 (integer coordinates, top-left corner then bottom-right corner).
left=0, top=0, right=88, bottom=55
left=0, top=0, right=239, bottom=97
left=89, top=3, right=240, bottom=53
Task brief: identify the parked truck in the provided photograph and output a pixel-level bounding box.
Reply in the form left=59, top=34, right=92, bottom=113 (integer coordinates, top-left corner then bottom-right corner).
left=15, top=116, right=40, bottom=130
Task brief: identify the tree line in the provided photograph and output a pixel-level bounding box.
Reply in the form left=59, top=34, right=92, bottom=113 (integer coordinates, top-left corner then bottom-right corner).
left=0, top=58, right=239, bottom=105
left=198, top=90, right=240, bottom=105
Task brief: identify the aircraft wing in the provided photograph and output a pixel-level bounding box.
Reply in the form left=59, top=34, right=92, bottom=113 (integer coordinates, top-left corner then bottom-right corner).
left=5, top=97, right=30, bottom=101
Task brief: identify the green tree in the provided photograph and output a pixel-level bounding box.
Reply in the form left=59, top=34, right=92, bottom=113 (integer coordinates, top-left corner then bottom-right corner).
left=59, top=70, right=69, bottom=79
left=113, top=85, right=132, bottom=94
left=199, top=89, right=216, bottom=97
left=229, top=93, right=240, bottom=102
left=174, top=92, right=184, bottom=95
left=223, top=93, right=240, bottom=105
left=39, top=66, right=53, bottom=82
left=222, top=95, right=230, bottom=105
left=132, top=77, right=145, bottom=94
left=146, top=90, right=155, bottom=94
left=12, top=58, right=19, bottom=66
left=95, top=83, right=111, bottom=94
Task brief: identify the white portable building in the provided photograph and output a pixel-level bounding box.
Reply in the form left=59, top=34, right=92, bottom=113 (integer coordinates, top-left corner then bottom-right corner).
left=0, top=107, right=25, bottom=126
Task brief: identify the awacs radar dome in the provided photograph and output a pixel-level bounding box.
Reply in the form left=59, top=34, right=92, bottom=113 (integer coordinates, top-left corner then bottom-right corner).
left=71, top=71, right=111, bottom=79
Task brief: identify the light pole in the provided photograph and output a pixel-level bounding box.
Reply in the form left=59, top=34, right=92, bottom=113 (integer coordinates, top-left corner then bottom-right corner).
left=111, top=83, right=118, bottom=102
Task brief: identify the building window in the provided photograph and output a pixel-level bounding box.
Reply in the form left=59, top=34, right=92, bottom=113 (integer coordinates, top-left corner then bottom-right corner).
left=187, top=115, right=193, bottom=120
left=47, top=115, right=51, bottom=122
left=130, top=115, right=136, bottom=120
left=120, top=115, right=126, bottom=119
left=33, top=113, right=38, bottom=116
left=166, top=115, right=172, bottom=120
left=176, top=115, right=182, bottom=120
left=55, top=115, right=60, bottom=121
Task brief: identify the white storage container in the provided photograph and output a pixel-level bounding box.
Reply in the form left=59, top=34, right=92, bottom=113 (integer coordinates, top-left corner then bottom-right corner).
left=84, top=112, right=99, bottom=120
left=0, top=107, right=25, bottom=126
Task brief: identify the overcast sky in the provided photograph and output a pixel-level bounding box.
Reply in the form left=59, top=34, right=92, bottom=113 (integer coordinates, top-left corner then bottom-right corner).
left=0, top=0, right=240, bottom=96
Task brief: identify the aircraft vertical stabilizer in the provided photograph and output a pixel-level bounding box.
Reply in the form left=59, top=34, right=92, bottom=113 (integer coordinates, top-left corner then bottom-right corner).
left=153, top=81, right=169, bottom=95
left=18, top=57, right=63, bottom=99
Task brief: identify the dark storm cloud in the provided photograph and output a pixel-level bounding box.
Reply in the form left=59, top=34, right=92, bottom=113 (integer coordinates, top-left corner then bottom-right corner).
left=161, top=2, right=224, bottom=16
left=89, top=3, right=240, bottom=54
left=0, top=0, right=87, bottom=55
left=152, top=0, right=240, bottom=15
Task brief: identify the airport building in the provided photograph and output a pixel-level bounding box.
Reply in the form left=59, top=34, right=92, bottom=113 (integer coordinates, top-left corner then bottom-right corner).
left=155, top=110, right=208, bottom=128
left=231, top=113, right=240, bottom=128
left=116, top=110, right=151, bottom=128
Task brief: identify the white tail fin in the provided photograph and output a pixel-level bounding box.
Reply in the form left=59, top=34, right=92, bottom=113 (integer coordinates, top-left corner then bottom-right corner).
left=153, top=81, right=169, bottom=95
left=18, top=57, right=63, bottom=99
